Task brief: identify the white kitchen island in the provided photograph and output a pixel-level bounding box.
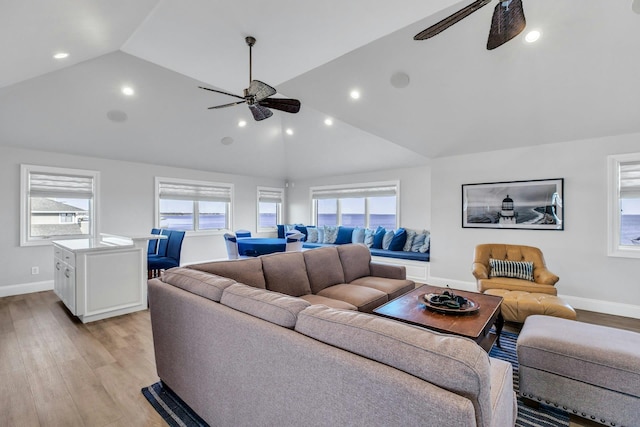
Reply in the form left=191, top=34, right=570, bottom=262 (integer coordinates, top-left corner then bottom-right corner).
left=53, top=233, right=163, bottom=323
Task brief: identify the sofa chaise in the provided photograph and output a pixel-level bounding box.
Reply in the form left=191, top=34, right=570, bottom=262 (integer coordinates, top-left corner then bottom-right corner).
left=148, top=268, right=517, bottom=426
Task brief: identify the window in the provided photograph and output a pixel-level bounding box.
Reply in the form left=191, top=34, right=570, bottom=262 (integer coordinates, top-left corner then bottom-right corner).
left=21, top=164, right=99, bottom=246
left=156, top=177, right=233, bottom=232
left=257, top=187, right=283, bottom=231
left=310, top=181, right=399, bottom=229
left=608, top=153, right=640, bottom=258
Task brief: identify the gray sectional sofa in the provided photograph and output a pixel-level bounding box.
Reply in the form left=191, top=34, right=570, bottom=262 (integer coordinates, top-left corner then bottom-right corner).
left=148, top=268, right=517, bottom=426
left=186, top=243, right=415, bottom=312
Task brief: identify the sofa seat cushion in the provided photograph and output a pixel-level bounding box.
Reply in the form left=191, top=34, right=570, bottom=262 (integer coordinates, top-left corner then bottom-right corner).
left=220, top=283, right=310, bottom=329
left=295, top=305, right=493, bottom=427
left=299, top=294, right=357, bottom=311
left=317, top=284, right=387, bottom=313
left=187, top=258, right=266, bottom=289
left=303, top=246, right=346, bottom=294
left=336, top=244, right=371, bottom=283
left=260, top=252, right=312, bottom=297
left=349, top=276, right=415, bottom=300
left=517, top=315, right=640, bottom=397
left=161, top=267, right=236, bottom=302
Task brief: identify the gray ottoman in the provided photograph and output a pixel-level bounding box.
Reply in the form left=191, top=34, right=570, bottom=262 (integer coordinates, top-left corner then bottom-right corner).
left=517, top=315, right=640, bottom=426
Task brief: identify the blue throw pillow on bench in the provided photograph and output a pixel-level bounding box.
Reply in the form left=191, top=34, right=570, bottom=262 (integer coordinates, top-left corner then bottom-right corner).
left=277, top=224, right=285, bottom=239
left=388, top=228, right=407, bottom=251
left=335, top=226, right=355, bottom=244
left=372, top=226, right=386, bottom=249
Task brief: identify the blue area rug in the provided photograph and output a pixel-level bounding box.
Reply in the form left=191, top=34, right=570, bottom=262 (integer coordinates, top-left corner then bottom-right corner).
left=490, top=330, right=570, bottom=427
left=142, top=331, right=569, bottom=427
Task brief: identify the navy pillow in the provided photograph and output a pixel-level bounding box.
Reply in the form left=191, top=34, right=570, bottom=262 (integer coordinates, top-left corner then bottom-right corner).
left=371, top=226, right=386, bottom=249
left=277, top=225, right=285, bottom=239
left=335, top=226, right=355, bottom=244
left=388, top=228, right=407, bottom=251
left=295, top=225, right=308, bottom=240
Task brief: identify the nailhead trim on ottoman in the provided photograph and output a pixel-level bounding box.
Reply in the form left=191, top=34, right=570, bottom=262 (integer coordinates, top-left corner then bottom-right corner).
left=483, top=289, right=576, bottom=323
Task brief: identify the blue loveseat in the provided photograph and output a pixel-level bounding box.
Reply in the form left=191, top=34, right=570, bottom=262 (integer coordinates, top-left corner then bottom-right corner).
left=277, top=224, right=430, bottom=262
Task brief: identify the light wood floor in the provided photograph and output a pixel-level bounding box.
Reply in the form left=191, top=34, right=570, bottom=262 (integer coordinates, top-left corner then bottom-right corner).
left=1, top=291, right=638, bottom=427
left=0, top=291, right=163, bottom=426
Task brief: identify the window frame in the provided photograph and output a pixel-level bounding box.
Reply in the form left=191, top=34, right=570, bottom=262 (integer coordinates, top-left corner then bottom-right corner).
left=155, top=177, right=234, bottom=234
left=20, top=164, right=99, bottom=246
left=607, top=153, right=640, bottom=258
left=256, top=186, right=284, bottom=232
left=310, top=181, right=400, bottom=229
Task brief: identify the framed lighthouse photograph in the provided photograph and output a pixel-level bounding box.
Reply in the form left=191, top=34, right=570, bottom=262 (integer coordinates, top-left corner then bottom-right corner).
left=462, top=178, right=564, bottom=230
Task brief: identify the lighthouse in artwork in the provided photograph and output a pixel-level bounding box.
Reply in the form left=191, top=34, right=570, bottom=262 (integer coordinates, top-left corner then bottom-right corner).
left=499, top=195, right=516, bottom=225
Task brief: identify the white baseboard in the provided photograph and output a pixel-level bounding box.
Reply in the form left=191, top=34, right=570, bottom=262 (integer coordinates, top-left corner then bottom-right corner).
left=0, top=280, right=54, bottom=298
left=428, top=275, right=640, bottom=320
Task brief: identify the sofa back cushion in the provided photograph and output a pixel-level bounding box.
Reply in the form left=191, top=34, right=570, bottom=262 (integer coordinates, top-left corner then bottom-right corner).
left=186, top=258, right=266, bottom=289
left=337, top=244, right=371, bottom=283
left=295, top=305, right=492, bottom=427
left=303, top=246, right=346, bottom=293
left=260, top=252, right=312, bottom=297
left=221, top=283, right=310, bottom=329
left=161, top=267, right=236, bottom=302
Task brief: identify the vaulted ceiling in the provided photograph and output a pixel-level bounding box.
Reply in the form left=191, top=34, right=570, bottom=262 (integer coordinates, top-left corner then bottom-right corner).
left=1, top=0, right=639, bottom=180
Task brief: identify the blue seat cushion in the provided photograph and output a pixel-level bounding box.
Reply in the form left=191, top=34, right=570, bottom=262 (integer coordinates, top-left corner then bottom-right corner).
left=148, top=256, right=180, bottom=270
left=369, top=248, right=430, bottom=262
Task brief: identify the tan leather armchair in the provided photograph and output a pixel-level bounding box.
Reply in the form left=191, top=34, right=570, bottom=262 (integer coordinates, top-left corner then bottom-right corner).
left=472, top=243, right=559, bottom=295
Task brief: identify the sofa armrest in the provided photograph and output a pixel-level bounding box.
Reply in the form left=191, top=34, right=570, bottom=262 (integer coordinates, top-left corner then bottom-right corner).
left=370, top=262, right=406, bottom=280
left=534, top=268, right=559, bottom=286
left=472, top=262, right=489, bottom=280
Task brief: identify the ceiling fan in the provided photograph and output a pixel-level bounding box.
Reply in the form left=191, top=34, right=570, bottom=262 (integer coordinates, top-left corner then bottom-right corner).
left=414, top=0, right=526, bottom=50
left=199, top=36, right=301, bottom=121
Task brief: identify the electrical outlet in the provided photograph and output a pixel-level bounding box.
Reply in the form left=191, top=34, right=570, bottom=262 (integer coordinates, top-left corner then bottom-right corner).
left=31, top=266, right=39, bottom=275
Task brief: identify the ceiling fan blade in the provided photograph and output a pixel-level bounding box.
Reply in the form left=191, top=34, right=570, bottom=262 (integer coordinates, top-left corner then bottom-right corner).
left=259, top=98, right=301, bottom=114
left=249, top=104, right=273, bottom=121
left=414, top=0, right=492, bottom=40
left=198, top=86, right=245, bottom=100
left=208, top=100, right=247, bottom=110
left=247, top=80, right=277, bottom=102
left=487, top=0, right=526, bottom=50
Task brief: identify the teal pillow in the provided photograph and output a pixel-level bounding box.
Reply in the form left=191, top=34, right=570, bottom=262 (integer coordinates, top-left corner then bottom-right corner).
left=335, top=226, right=355, bottom=244
left=372, top=227, right=386, bottom=249
left=388, top=228, right=407, bottom=251
left=411, top=233, right=426, bottom=252
left=382, top=230, right=395, bottom=250
left=352, top=227, right=366, bottom=244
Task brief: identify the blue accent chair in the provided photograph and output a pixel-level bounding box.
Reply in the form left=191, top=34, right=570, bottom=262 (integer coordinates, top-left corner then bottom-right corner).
left=148, top=229, right=186, bottom=278
left=235, top=229, right=252, bottom=238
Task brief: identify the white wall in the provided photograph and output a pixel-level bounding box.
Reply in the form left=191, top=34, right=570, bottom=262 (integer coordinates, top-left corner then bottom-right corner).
left=430, top=132, right=640, bottom=318
left=285, top=165, right=431, bottom=230
left=0, top=146, right=284, bottom=296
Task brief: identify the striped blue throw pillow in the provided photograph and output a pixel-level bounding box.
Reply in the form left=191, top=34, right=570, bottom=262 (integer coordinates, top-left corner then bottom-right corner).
left=489, top=258, right=534, bottom=281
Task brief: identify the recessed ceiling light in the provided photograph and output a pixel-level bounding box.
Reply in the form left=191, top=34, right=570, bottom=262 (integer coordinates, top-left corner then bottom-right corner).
left=221, top=136, right=234, bottom=145
left=238, top=120, right=247, bottom=127
left=525, top=30, right=541, bottom=43
left=390, top=72, right=410, bottom=89
left=121, top=86, right=135, bottom=96
left=324, top=118, right=333, bottom=126
left=350, top=90, right=361, bottom=100
left=285, top=128, right=294, bottom=135
left=53, top=52, right=69, bottom=59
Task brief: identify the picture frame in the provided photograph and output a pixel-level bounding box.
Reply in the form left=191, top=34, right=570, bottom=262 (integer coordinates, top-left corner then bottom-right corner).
left=462, top=178, right=564, bottom=230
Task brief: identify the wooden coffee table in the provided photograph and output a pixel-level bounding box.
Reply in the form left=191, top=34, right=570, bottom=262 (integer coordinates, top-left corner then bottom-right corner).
left=373, top=284, right=504, bottom=352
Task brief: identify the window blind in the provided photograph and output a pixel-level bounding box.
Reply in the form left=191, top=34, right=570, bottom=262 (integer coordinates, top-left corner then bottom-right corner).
left=311, top=184, right=397, bottom=200
left=620, top=161, right=640, bottom=199
left=29, top=172, right=94, bottom=198
left=258, top=188, right=283, bottom=203
left=158, top=181, right=232, bottom=202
